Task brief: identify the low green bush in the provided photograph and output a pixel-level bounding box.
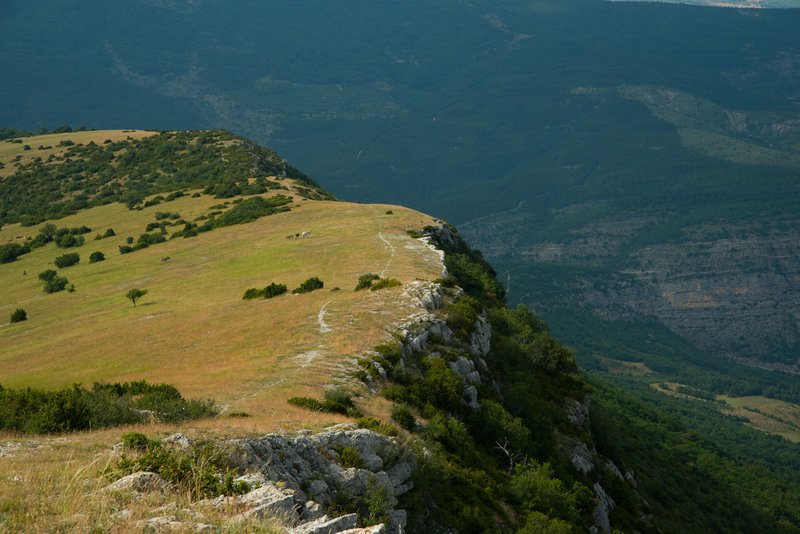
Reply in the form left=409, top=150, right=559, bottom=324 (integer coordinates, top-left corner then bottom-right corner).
left=264, top=282, right=287, bottom=298
left=89, top=251, right=105, bottom=263
left=337, top=445, right=364, bottom=469
left=114, top=437, right=249, bottom=500
left=242, top=288, right=264, bottom=300
left=10, top=308, right=27, bottom=323
left=355, top=416, right=400, bottom=437
left=242, top=282, right=287, bottom=300
left=0, top=381, right=216, bottom=434
left=292, top=276, right=324, bottom=294
left=288, top=387, right=362, bottom=417
left=446, top=295, right=481, bottom=339
left=370, top=278, right=401, bottom=291
left=121, top=431, right=153, bottom=451
left=54, top=252, right=80, bottom=268
left=0, top=243, right=31, bottom=264
left=391, top=404, right=416, bottom=430
left=356, top=273, right=380, bottom=291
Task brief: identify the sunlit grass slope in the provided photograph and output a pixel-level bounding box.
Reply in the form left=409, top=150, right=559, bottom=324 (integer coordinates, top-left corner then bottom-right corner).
left=0, top=130, right=444, bottom=433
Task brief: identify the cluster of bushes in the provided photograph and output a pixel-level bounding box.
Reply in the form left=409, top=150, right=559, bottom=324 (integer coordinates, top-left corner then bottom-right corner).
left=53, top=226, right=91, bottom=248
left=0, top=130, right=327, bottom=227
left=0, top=380, right=217, bottom=434
left=142, top=191, right=186, bottom=208
left=355, top=273, right=380, bottom=290
left=0, top=224, right=94, bottom=264
left=288, top=387, right=361, bottom=417
left=119, top=232, right=166, bottom=254
left=0, top=242, right=28, bottom=264
left=113, top=433, right=249, bottom=500
left=94, top=228, right=116, bottom=240
left=54, top=252, right=79, bottom=268
left=292, top=276, right=324, bottom=294
left=38, top=269, right=71, bottom=293
left=170, top=220, right=214, bottom=239
left=214, top=195, right=292, bottom=227
left=355, top=273, right=401, bottom=291
left=242, top=282, right=287, bottom=300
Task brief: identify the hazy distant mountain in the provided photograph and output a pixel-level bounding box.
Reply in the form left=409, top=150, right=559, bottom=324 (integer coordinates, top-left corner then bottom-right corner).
left=609, top=0, right=800, bottom=8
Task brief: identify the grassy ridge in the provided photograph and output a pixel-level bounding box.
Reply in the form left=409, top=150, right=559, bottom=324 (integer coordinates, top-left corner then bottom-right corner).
left=0, top=131, right=444, bottom=434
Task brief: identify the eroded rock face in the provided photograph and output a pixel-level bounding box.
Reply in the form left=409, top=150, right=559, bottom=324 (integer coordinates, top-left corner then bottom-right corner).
left=227, top=425, right=414, bottom=533
left=592, top=482, right=615, bottom=533
left=403, top=281, right=444, bottom=311
left=469, top=313, right=492, bottom=357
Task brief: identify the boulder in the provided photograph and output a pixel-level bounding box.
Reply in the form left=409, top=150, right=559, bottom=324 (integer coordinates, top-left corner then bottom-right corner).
left=104, top=471, right=169, bottom=494
left=293, top=513, right=359, bottom=534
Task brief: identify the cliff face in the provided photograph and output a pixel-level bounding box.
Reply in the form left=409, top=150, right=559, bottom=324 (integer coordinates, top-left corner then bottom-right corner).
left=462, top=207, right=800, bottom=370
left=593, top=231, right=800, bottom=370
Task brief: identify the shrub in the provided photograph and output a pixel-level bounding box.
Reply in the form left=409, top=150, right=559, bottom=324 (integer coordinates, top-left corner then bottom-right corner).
left=391, top=404, right=417, bottom=430
left=0, top=381, right=217, bottom=434
left=38, top=269, right=57, bottom=282
left=355, top=416, right=400, bottom=437
left=10, top=308, right=27, bottom=323
left=287, top=396, right=325, bottom=411
left=292, top=276, right=324, bottom=294
left=337, top=446, right=364, bottom=469
left=370, top=278, right=401, bottom=291
left=115, top=438, right=248, bottom=500
left=446, top=295, right=481, bottom=339
left=242, top=288, right=264, bottom=300
left=54, top=233, right=84, bottom=248
left=121, top=432, right=153, bottom=451
left=375, top=343, right=402, bottom=364
left=89, top=251, right=105, bottom=263
left=214, top=195, right=292, bottom=227
left=0, top=243, right=31, bottom=264
left=288, top=387, right=362, bottom=417
left=54, top=252, right=80, bottom=268
left=38, top=270, right=69, bottom=293
left=356, top=273, right=380, bottom=291
left=264, top=282, right=287, bottom=298
left=102, top=228, right=116, bottom=238
left=242, top=282, right=287, bottom=300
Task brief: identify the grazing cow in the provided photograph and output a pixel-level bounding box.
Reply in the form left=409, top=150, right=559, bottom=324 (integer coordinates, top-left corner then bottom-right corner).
left=301, top=231, right=311, bottom=238
left=294, top=233, right=300, bottom=238
left=286, top=234, right=294, bottom=239
left=161, top=257, right=171, bottom=263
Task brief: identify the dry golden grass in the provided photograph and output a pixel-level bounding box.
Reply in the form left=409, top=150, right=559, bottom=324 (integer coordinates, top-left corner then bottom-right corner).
left=0, top=427, right=288, bottom=532
left=0, top=131, right=445, bottom=530
left=0, top=195, right=442, bottom=427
